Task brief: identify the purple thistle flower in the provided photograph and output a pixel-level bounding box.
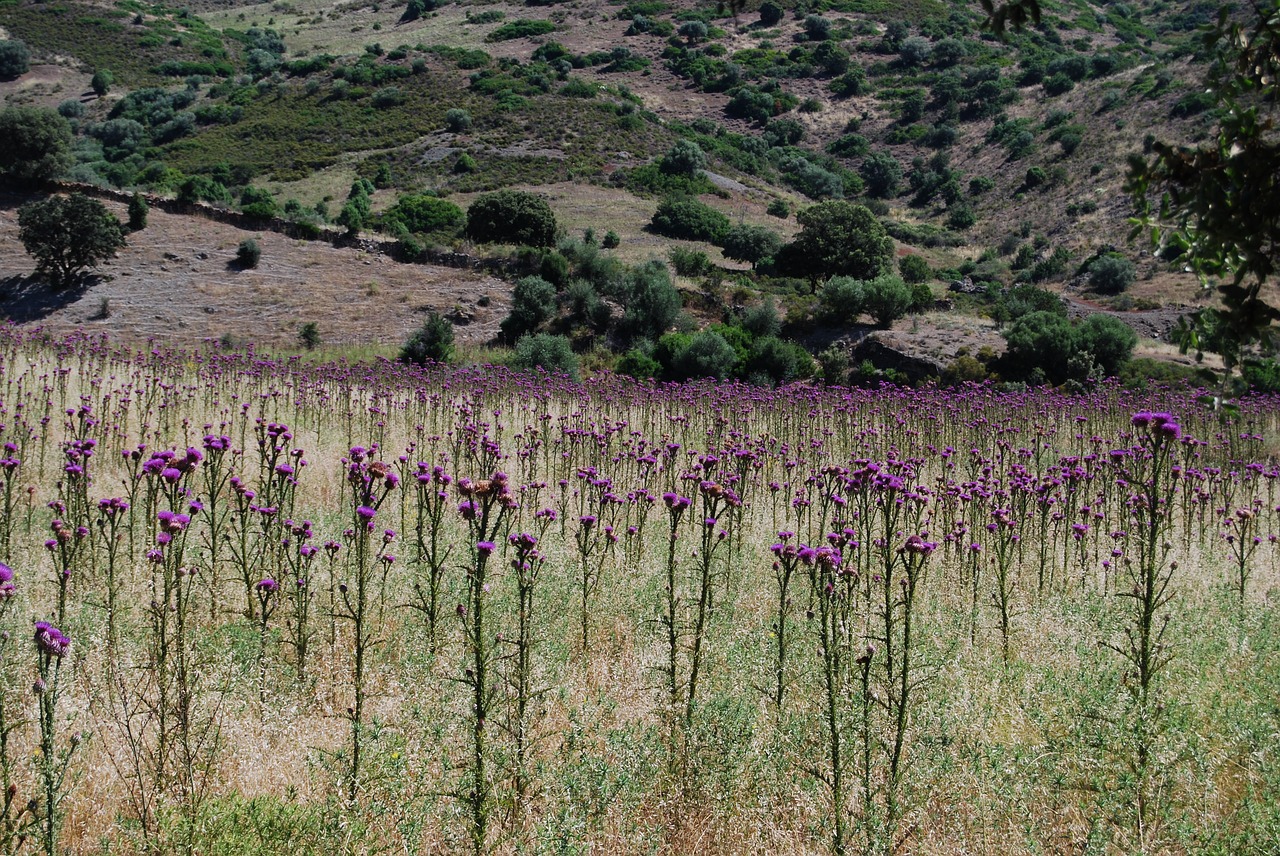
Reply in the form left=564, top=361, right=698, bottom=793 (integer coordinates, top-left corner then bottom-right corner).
left=33, top=621, right=70, bottom=659
left=477, top=541, right=497, bottom=558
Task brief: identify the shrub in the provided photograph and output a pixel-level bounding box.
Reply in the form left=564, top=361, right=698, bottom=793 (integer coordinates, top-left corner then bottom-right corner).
left=671, top=330, right=737, bottom=380
left=384, top=194, right=465, bottom=236
left=766, top=198, right=790, bottom=218
left=399, top=310, right=455, bottom=364
left=616, top=348, right=662, bottom=379
left=619, top=260, right=682, bottom=342
left=860, top=151, right=902, bottom=198
left=758, top=0, right=783, bottom=26
left=721, top=224, right=783, bottom=269
left=127, top=193, right=148, bottom=232
left=741, top=296, right=781, bottom=338
left=0, top=39, right=31, bottom=80
left=662, top=140, right=707, bottom=175
left=1002, top=310, right=1075, bottom=383
left=486, top=20, right=557, bottom=42
left=298, top=322, right=321, bottom=350
left=746, top=336, right=811, bottom=385
left=860, top=273, right=913, bottom=328
left=899, top=254, right=930, bottom=284
left=1088, top=253, right=1136, bottom=295
left=669, top=246, right=711, bottom=277
left=898, top=36, right=932, bottom=67
left=776, top=200, right=893, bottom=282
left=467, top=191, right=557, bottom=247
left=91, top=69, right=114, bottom=97
left=649, top=196, right=730, bottom=243
left=820, top=276, right=865, bottom=324
left=514, top=333, right=580, bottom=379
left=240, top=187, right=279, bottom=219
left=236, top=238, right=262, bottom=268
left=602, top=230, right=620, bottom=248
left=946, top=204, right=976, bottom=230
left=0, top=107, right=72, bottom=188
left=445, top=108, right=472, bottom=132
left=500, top=275, right=557, bottom=342
left=1073, top=314, right=1137, bottom=377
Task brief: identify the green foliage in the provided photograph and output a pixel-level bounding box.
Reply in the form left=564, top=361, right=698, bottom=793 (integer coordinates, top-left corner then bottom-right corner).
left=602, top=230, right=620, bottom=249
left=400, top=310, right=455, bottom=364
left=661, top=139, right=706, bottom=176
left=445, top=108, right=472, bottom=132
left=384, top=194, right=465, bottom=237
left=236, top=238, right=261, bottom=268
left=620, top=260, right=681, bottom=342
left=18, top=192, right=126, bottom=288
left=1073, top=313, right=1137, bottom=377
left=0, top=107, right=72, bottom=188
left=649, top=196, right=730, bottom=243
left=1002, top=310, right=1075, bottom=383
left=1088, top=253, right=1136, bottom=295
left=0, top=38, right=30, bottom=79
left=766, top=198, right=790, bottom=218
left=239, top=187, right=279, bottom=219
left=501, top=275, right=557, bottom=342
left=486, top=19, right=557, bottom=42
left=899, top=254, right=931, bottom=284
left=860, top=151, right=903, bottom=198
left=668, top=246, right=711, bottom=277
left=513, top=333, right=580, bottom=379
left=127, top=192, right=148, bottom=232
left=745, top=336, right=812, bottom=385
left=616, top=348, right=661, bottom=379
left=467, top=191, right=557, bottom=247
left=820, top=275, right=866, bottom=324
left=669, top=330, right=737, bottom=380
left=859, top=273, right=913, bottom=328
left=298, top=322, right=321, bottom=351
left=992, top=284, right=1065, bottom=324
left=721, top=224, right=783, bottom=269
left=777, top=200, right=893, bottom=282
left=741, top=296, right=781, bottom=338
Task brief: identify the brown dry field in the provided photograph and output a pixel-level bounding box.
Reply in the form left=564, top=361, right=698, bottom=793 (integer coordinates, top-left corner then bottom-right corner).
left=0, top=191, right=511, bottom=349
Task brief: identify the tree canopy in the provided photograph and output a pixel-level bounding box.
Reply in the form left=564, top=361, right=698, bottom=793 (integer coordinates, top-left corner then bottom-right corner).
left=0, top=107, right=72, bottom=188
left=466, top=190, right=557, bottom=248
left=18, top=193, right=126, bottom=288
left=776, top=201, right=893, bottom=283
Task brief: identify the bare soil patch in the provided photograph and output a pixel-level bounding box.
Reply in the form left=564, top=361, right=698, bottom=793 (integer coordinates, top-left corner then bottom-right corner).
left=0, top=192, right=508, bottom=349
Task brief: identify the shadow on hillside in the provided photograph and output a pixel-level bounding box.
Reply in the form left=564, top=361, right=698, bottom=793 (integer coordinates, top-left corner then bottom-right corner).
left=0, top=274, right=93, bottom=322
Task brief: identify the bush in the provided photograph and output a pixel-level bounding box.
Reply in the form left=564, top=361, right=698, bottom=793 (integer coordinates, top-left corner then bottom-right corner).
left=820, top=276, right=865, bottom=324
left=776, top=201, right=893, bottom=282
left=1088, top=253, right=1136, bottom=295
left=746, top=336, right=811, bottom=385
left=298, top=322, right=321, bottom=350
left=899, top=254, right=930, bottom=284
left=671, top=330, right=737, bottom=380
left=758, top=0, right=783, bottom=26
left=445, top=108, right=472, bottom=132
left=616, top=348, right=661, bottom=380
left=601, top=230, right=620, bottom=248
left=500, top=275, right=557, bottom=342
left=486, top=19, right=557, bottom=42
left=766, top=198, right=790, bottom=218
left=620, top=261, right=682, bottom=341
left=236, top=238, right=262, bottom=268
left=1073, top=314, right=1137, bottom=377
left=860, top=273, right=913, bottom=328
left=0, top=39, right=31, bottom=80
left=860, top=151, right=902, bottom=198
left=669, top=246, right=710, bottom=277
left=662, top=140, right=706, bottom=175
left=384, top=194, right=465, bottom=236
left=514, top=333, right=579, bottom=379
left=399, top=310, right=455, bottom=364
left=1002, top=310, right=1075, bottom=383
left=721, top=224, right=783, bottom=269
left=91, top=69, right=114, bottom=97
left=741, top=297, right=781, bottom=338
left=0, top=107, right=72, bottom=188
left=649, top=196, right=730, bottom=243
left=127, top=193, right=149, bottom=232
left=467, top=191, right=557, bottom=247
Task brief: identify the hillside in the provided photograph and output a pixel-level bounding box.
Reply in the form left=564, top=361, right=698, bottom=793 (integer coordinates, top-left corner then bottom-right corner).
left=0, top=0, right=1239, bottom=383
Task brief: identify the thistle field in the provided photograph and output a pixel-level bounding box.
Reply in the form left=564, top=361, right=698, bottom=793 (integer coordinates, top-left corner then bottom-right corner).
left=0, top=328, right=1277, bottom=855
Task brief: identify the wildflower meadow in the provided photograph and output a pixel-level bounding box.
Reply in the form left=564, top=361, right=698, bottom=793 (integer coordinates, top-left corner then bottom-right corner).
left=0, top=327, right=1276, bottom=854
